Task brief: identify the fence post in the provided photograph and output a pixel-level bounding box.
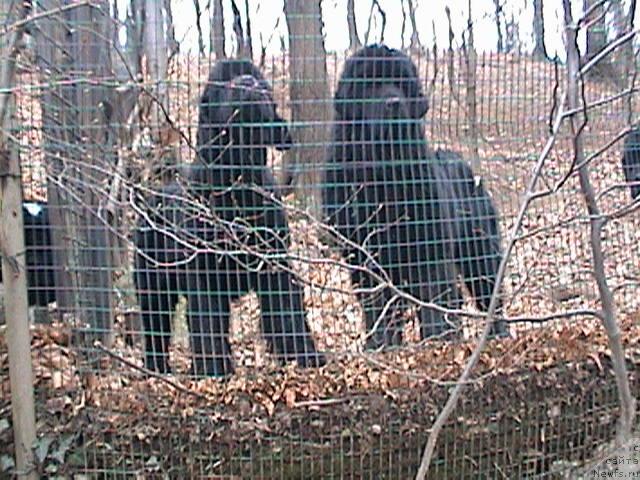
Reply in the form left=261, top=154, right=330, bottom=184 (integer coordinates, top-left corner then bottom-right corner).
left=0, top=3, right=38, bottom=478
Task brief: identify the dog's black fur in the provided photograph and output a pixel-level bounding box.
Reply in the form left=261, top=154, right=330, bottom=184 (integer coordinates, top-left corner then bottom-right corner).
left=0, top=202, right=56, bottom=307
left=622, top=127, right=640, bottom=199
left=324, top=45, right=464, bottom=348
left=434, top=149, right=508, bottom=337
left=134, top=59, right=324, bottom=376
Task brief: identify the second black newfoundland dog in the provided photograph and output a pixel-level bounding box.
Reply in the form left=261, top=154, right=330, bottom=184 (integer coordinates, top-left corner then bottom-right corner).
left=135, top=59, right=324, bottom=376
left=324, top=45, right=506, bottom=348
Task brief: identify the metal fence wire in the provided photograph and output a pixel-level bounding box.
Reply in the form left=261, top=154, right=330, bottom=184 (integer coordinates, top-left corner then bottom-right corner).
left=1, top=0, right=640, bottom=478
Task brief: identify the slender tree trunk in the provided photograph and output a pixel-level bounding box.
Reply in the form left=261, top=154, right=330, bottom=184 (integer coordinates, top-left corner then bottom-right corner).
left=532, top=0, right=547, bottom=59
left=373, top=0, right=386, bottom=44
left=231, top=0, right=245, bottom=58
left=34, top=0, right=74, bottom=314
left=492, top=0, right=504, bottom=52
left=505, top=14, right=520, bottom=53
left=463, top=0, right=479, bottom=165
left=283, top=0, right=331, bottom=219
left=164, top=0, right=179, bottom=58
left=401, top=0, right=407, bottom=50
left=124, top=0, right=143, bottom=75
left=210, top=0, right=226, bottom=58
left=445, top=5, right=460, bottom=108
left=0, top=3, right=37, bottom=477
left=193, top=0, right=206, bottom=57
left=611, top=0, right=636, bottom=84
left=35, top=0, right=117, bottom=347
left=364, top=0, right=375, bottom=45
left=563, top=0, right=636, bottom=444
left=583, top=0, right=613, bottom=80
left=244, top=0, right=254, bottom=60
left=143, top=0, right=169, bottom=130
left=347, top=0, right=361, bottom=51
left=584, top=0, right=608, bottom=59
left=406, top=0, right=421, bottom=51
left=627, top=0, right=637, bottom=81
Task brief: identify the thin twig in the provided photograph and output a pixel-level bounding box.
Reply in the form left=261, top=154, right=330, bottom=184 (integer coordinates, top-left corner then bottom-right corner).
left=94, top=343, right=208, bottom=400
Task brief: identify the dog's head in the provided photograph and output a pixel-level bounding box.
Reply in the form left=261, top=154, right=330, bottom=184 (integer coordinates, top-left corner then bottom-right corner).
left=334, top=45, right=429, bottom=127
left=198, top=60, right=292, bottom=152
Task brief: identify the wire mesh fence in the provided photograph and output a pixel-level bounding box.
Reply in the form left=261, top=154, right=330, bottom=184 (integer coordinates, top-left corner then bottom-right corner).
left=1, top=0, right=640, bottom=478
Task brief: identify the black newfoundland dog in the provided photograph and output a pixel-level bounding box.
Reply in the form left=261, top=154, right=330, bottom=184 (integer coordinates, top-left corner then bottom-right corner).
left=324, top=45, right=506, bottom=348
left=134, top=59, right=324, bottom=376
left=622, top=127, right=640, bottom=199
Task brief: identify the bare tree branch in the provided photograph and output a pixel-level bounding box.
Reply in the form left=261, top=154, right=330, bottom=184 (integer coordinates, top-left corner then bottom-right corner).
left=563, top=0, right=636, bottom=443
left=416, top=75, right=571, bottom=478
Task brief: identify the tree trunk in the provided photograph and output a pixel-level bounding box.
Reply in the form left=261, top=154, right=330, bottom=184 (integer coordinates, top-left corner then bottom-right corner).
left=35, top=0, right=117, bottom=347
left=584, top=0, right=608, bottom=59
left=374, top=0, right=386, bottom=44
left=210, top=0, right=226, bottom=59
left=406, top=0, right=421, bottom=52
left=492, top=0, right=504, bottom=52
left=563, top=0, right=636, bottom=445
left=626, top=0, right=637, bottom=84
left=401, top=0, right=407, bottom=49
left=244, top=0, right=254, bottom=60
left=611, top=0, right=636, bottom=83
left=193, top=0, right=206, bottom=57
left=144, top=0, right=169, bottom=97
left=163, top=0, right=179, bottom=59
left=364, top=0, right=375, bottom=45
left=231, top=0, right=245, bottom=58
left=504, top=14, right=520, bottom=53
left=583, top=0, right=613, bottom=81
left=532, top=0, right=547, bottom=59
left=611, top=0, right=627, bottom=39
left=283, top=0, right=331, bottom=219
left=34, top=0, right=73, bottom=315
left=463, top=0, right=479, bottom=165
left=347, top=0, right=361, bottom=51
left=124, top=0, right=144, bottom=75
